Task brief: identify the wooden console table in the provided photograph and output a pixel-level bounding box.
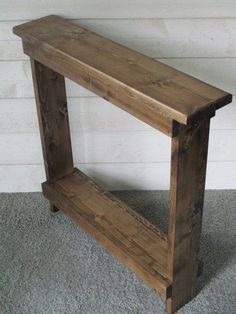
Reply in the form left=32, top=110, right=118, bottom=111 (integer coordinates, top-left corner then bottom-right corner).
left=13, top=16, right=232, bottom=313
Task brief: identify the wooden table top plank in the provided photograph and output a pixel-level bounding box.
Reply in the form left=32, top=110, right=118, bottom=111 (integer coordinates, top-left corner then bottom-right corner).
left=13, top=15, right=232, bottom=125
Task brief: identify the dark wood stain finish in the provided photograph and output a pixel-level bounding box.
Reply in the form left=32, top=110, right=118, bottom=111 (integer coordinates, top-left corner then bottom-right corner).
left=30, top=59, right=74, bottom=211
left=30, top=59, right=73, bottom=182
left=167, top=117, right=210, bottom=313
left=42, top=168, right=171, bottom=297
left=13, top=16, right=233, bottom=314
left=14, top=16, right=232, bottom=134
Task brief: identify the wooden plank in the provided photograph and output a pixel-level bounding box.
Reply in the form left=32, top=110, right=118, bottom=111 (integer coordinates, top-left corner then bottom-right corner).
left=42, top=168, right=171, bottom=297
left=166, top=117, right=210, bottom=313
left=1, top=98, right=236, bottom=133
left=161, top=58, right=236, bottom=97
left=1, top=59, right=236, bottom=99
left=5, top=19, right=236, bottom=60
left=1, top=161, right=236, bottom=192
left=0, top=98, right=154, bottom=133
left=2, top=130, right=236, bottom=164
left=13, top=16, right=232, bottom=126
left=23, top=58, right=173, bottom=137
left=1, top=0, right=236, bottom=20
left=30, top=59, right=74, bottom=182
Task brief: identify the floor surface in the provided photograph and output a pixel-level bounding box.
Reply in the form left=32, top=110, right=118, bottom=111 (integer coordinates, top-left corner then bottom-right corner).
left=0, top=191, right=235, bottom=314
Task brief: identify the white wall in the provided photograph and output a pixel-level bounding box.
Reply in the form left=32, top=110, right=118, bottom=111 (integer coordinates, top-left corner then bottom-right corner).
left=0, top=1, right=236, bottom=192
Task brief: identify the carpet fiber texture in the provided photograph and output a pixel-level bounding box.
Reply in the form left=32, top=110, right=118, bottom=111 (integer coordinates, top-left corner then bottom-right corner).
left=0, top=191, right=235, bottom=314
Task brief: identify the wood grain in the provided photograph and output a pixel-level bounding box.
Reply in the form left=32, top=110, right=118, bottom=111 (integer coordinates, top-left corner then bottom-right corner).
left=1, top=97, right=236, bottom=133
left=12, top=15, right=234, bottom=313
left=166, top=117, right=210, bottom=313
left=13, top=16, right=232, bottom=127
left=1, top=59, right=236, bottom=99
left=30, top=59, right=74, bottom=182
left=42, top=168, right=171, bottom=297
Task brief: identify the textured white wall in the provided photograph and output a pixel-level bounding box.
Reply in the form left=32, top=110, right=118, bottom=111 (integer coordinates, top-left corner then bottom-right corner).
left=0, top=1, right=235, bottom=191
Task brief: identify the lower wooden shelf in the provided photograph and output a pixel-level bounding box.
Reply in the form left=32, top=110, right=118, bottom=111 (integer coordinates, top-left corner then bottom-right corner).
left=42, top=168, right=172, bottom=298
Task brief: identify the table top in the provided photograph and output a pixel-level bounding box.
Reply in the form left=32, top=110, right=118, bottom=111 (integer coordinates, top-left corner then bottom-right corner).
left=13, top=15, right=232, bottom=125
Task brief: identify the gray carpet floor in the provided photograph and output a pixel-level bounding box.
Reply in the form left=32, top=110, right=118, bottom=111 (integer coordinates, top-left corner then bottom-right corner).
left=0, top=191, right=235, bottom=314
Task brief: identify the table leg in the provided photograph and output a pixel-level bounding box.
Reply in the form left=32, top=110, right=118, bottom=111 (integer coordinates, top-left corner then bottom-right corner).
left=30, top=59, right=74, bottom=211
left=166, top=117, right=210, bottom=313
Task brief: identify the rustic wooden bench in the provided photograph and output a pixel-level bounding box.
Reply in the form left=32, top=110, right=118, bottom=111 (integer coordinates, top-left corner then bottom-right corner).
left=13, top=15, right=232, bottom=313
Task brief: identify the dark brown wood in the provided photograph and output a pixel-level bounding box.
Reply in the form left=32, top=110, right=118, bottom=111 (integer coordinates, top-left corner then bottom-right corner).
left=49, top=203, right=60, bottom=213
left=31, top=59, right=74, bottom=211
left=13, top=16, right=233, bottom=314
left=166, top=117, right=210, bottom=314
left=31, top=59, right=74, bottom=182
left=25, top=40, right=175, bottom=137
left=13, top=15, right=232, bottom=132
left=197, top=258, right=204, bottom=278
left=42, top=168, right=171, bottom=297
